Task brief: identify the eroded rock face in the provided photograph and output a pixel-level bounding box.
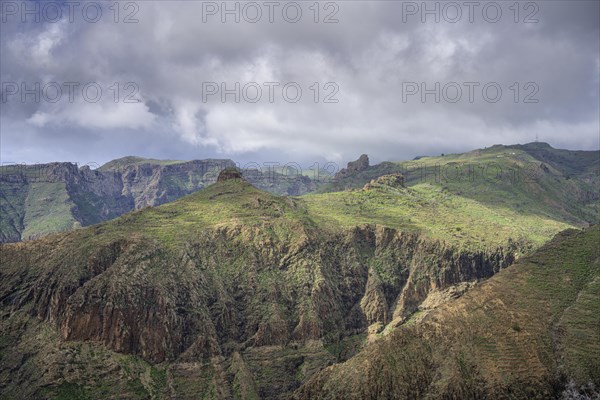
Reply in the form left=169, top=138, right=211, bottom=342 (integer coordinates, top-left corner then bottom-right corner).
left=0, top=160, right=320, bottom=243
left=1, top=224, right=517, bottom=366
left=336, top=154, right=370, bottom=178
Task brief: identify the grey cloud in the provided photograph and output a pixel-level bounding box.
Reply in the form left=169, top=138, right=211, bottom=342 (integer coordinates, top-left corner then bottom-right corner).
left=0, top=0, right=598, bottom=166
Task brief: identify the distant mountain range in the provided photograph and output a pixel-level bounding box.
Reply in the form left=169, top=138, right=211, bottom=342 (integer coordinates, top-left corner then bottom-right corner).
left=1, top=142, right=597, bottom=243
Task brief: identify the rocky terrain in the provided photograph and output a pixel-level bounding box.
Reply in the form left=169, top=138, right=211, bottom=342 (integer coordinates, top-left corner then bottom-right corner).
left=0, top=167, right=566, bottom=399
left=1, top=143, right=597, bottom=243
left=293, top=226, right=600, bottom=399
left=0, top=144, right=598, bottom=399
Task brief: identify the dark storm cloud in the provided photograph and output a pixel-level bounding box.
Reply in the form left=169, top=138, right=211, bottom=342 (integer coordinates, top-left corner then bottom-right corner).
left=1, top=0, right=598, bottom=166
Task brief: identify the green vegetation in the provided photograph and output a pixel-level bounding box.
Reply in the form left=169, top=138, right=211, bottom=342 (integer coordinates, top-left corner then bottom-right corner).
left=0, top=179, right=28, bottom=242
left=294, top=226, right=600, bottom=399
left=87, top=179, right=315, bottom=249
left=325, top=143, right=599, bottom=226
left=2, top=143, right=597, bottom=243
left=302, top=182, right=570, bottom=249
left=21, top=182, right=80, bottom=240
left=396, top=144, right=599, bottom=224
left=0, top=143, right=598, bottom=399
left=53, top=383, right=92, bottom=400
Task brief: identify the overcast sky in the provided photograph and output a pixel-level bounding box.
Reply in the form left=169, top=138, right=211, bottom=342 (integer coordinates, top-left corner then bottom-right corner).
left=1, top=0, right=598, bottom=167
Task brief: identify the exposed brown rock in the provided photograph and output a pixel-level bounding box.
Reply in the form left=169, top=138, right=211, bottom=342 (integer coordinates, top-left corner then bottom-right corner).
left=363, top=173, right=405, bottom=190
left=0, top=223, right=520, bottom=398
left=335, top=154, right=370, bottom=178
left=217, top=167, right=244, bottom=182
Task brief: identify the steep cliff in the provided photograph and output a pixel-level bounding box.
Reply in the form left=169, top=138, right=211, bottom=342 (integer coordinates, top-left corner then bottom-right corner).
left=293, top=226, right=600, bottom=400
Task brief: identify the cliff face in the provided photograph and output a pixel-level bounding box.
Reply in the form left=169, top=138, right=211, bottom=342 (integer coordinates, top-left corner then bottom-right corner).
left=0, top=159, right=317, bottom=243
left=113, top=159, right=236, bottom=209
left=0, top=221, right=517, bottom=398
left=293, top=227, right=600, bottom=400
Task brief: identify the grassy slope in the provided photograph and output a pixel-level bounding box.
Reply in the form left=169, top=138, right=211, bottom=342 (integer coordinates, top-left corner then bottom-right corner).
left=515, top=142, right=600, bottom=182
left=302, top=183, right=571, bottom=249
left=21, top=182, right=80, bottom=240
left=52, top=177, right=574, bottom=253
left=0, top=180, right=335, bottom=399
left=85, top=179, right=316, bottom=249
left=0, top=178, right=587, bottom=399
left=399, top=144, right=599, bottom=225
left=2, top=143, right=596, bottom=243
left=0, top=173, right=80, bottom=242
left=320, top=143, right=599, bottom=226
left=0, top=181, right=28, bottom=242
left=294, top=226, right=600, bottom=399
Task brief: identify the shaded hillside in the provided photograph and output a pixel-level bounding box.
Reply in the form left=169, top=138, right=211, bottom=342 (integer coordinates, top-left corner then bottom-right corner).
left=512, top=142, right=600, bottom=183
left=294, top=226, right=600, bottom=399
left=0, top=175, right=571, bottom=399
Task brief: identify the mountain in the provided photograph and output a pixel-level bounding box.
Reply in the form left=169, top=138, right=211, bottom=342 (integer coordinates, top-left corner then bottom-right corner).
left=293, top=225, right=600, bottom=399
left=1, top=143, right=597, bottom=243
left=0, top=158, right=316, bottom=243
left=0, top=170, right=573, bottom=399
left=324, top=143, right=599, bottom=226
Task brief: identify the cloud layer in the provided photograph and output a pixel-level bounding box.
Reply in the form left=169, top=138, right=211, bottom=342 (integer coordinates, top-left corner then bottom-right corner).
left=1, top=0, right=598, bottom=166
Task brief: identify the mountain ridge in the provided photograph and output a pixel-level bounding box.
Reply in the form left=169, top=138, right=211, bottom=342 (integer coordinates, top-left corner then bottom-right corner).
left=0, top=149, right=597, bottom=398
left=2, top=142, right=598, bottom=243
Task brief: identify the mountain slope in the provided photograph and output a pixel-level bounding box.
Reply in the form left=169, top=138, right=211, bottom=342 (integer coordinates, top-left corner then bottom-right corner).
left=0, top=173, right=572, bottom=399
left=0, top=160, right=232, bottom=242
left=2, top=143, right=596, bottom=243
left=0, top=158, right=317, bottom=243
left=293, top=225, right=600, bottom=399
left=325, top=143, right=599, bottom=226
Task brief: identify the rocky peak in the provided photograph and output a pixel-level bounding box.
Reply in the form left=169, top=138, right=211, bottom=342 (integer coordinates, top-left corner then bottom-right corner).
left=336, top=154, right=370, bottom=178
left=217, top=167, right=244, bottom=182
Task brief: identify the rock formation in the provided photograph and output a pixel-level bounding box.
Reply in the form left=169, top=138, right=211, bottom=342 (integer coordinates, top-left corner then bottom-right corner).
left=335, top=154, right=370, bottom=178
left=217, top=167, right=244, bottom=182
left=363, top=173, right=405, bottom=190
left=0, top=159, right=317, bottom=243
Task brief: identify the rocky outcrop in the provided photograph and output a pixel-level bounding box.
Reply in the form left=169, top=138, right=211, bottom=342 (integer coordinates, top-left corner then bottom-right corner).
left=292, top=227, right=600, bottom=400
left=335, top=154, right=369, bottom=179
left=217, top=168, right=244, bottom=182
left=363, top=173, right=405, bottom=190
